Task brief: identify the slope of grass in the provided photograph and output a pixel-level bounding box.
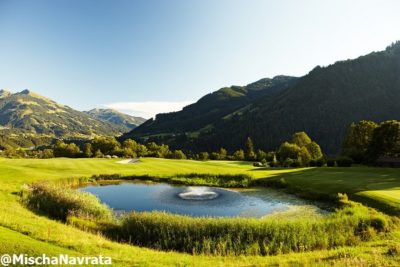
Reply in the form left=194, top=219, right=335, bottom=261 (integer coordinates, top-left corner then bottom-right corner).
left=0, top=158, right=400, bottom=266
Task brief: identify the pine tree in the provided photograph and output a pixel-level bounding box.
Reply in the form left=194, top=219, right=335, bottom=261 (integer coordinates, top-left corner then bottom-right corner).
left=245, top=137, right=256, bottom=161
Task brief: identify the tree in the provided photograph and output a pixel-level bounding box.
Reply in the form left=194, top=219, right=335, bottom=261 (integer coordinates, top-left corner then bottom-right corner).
left=3, top=146, right=16, bottom=158
left=298, top=146, right=312, bottom=166
left=256, top=149, right=267, bottom=161
left=41, top=149, right=54, bottom=159
left=306, top=141, right=323, bottom=160
left=83, top=143, right=93, bottom=158
left=123, top=148, right=137, bottom=158
left=65, top=143, right=80, bottom=157
left=342, top=120, right=377, bottom=163
left=245, top=137, right=256, bottom=161
left=146, top=142, right=170, bottom=158
left=367, top=120, right=400, bottom=159
left=291, top=132, right=312, bottom=148
left=53, top=140, right=80, bottom=157
left=198, top=152, right=209, bottom=160
left=210, top=152, right=220, bottom=160
left=91, top=137, right=120, bottom=155
left=278, top=142, right=301, bottom=162
left=233, top=149, right=245, bottom=160
left=123, top=139, right=138, bottom=151
left=172, top=150, right=186, bottom=159
left=265, top=151, right=276, bottom=162
left=219, top=148, right=227, bottom=160
left=94, top=149, right=103, bottom=158
left=136, top=144, right=148, bottom=157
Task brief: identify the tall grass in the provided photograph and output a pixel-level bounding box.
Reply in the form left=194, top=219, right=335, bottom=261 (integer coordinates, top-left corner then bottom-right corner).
left=22, top=173, right=396, bottom=256
left=111, top=202, right=392, bottom=256
left=90, top=173, right=252, bottom=187
left=170, top=173, right=252, bottom=187
left=23, top=182, right=112, bottom=221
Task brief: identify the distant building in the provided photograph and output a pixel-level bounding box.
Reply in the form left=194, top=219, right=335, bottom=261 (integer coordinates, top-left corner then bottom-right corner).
left=376, top=156, right=400, bottom=168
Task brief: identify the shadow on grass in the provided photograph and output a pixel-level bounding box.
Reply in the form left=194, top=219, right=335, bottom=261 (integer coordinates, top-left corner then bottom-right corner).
left=250, top=166, right=400, bottom=216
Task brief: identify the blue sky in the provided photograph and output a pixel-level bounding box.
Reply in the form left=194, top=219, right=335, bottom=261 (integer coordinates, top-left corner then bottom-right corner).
left=0, top=0, right=399, bottom=118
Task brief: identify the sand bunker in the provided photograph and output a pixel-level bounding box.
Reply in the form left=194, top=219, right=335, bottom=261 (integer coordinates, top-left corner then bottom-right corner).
left=116, top=158, right=140, bottom=164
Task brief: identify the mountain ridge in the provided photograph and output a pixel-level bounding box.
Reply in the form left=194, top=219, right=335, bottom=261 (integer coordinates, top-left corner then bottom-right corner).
left=127, top=75, right=298, bottom=137
left=0, top=89, right=143, bottom=148
left=85, top=108, right=146, bottom=131
left=124, top=42, right=400, bottom=154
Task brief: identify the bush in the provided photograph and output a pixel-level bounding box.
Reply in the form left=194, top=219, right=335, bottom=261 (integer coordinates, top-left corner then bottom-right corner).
left=326, top=158, right=336, bottom=167
left=198, top=152, right=209, bottom=160
left=290, top=159, right=302, bottom=168
left=336, top=156, right=353, bottom=167
left=387, top=245, right=400, bottom=256
left=283, top=158, right=294, bottom=167
left=369, top=215, right=389, bottom=232
left=315, top=158, right=325, bottom=167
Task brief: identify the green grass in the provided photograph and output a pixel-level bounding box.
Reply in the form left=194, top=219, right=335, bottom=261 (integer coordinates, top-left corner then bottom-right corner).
left=115, top=205, right=391, bottom=256
left=1, top=157, right=400, bottom=266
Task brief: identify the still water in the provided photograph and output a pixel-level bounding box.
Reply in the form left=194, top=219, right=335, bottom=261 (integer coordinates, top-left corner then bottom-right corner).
left=80, top=182, right=319, bottom=218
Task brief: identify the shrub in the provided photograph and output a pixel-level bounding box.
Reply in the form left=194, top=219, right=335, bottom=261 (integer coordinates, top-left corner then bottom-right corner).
left=290, top=159, right=302, bottom=167
left=315, top=158, right=325, bottom=167
left=336, top=193, right=349, bottom=203
left=210, top=152, right=220, bottom=160
left=309, top=159, right=317, bottom=167
left=326, top=158, right=336, bottom=167
left=198, top=152, right=209, bottom=160
left=387, top=245, right=400, bottom=256
left=336, top=156, right=353, bottom=167
left=283, top=158, right=294, bottom=167
left=253, top=162, right=263, bottom=167
left=369, top=215, right=389, bottom=232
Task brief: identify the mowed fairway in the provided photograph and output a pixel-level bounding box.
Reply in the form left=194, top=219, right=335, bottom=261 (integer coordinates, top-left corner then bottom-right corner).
left=1, top=157, right=400, bottom=266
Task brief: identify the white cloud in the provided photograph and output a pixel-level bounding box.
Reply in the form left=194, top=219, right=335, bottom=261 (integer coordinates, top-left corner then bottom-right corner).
left=104, top=101, right=194, bottom=119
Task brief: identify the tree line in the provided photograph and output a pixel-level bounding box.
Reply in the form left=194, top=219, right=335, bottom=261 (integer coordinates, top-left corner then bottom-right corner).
left=0, top=131, right=330, bottom=168
left=342, top=120, right=400, bottom=164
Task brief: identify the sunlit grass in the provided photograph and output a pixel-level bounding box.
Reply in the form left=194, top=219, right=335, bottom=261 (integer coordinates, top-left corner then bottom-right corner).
left=0, top=157, right=400, bottom=266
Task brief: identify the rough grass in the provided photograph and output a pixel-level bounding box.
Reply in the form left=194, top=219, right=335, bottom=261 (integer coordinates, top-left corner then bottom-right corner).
left=23, top=176, right=394, bottom=257
left=0, top=158, right=400, bottom=265
left=23, top=182, right=112, bottom=221
left=116, top=204, right=392, bottom=256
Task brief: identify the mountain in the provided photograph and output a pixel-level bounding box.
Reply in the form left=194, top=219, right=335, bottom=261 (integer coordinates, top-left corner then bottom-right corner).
left=123, top=75, right=297, bottom=139
left=0, top=89, right=131, bottom=147
left=85, top=108, right=146, bottom=132
left=123, top=42, right=400, bottom=154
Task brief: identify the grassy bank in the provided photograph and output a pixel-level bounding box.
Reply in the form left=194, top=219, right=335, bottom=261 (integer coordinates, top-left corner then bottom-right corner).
left=21, top=165, right=397, bottom=257
left=1, top=158, right=400, bottom=265
left=116, top=204, right=392, bottom=256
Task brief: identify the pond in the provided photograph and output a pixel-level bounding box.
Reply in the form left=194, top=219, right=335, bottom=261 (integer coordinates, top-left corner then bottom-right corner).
left=80, top=182, right=323, bottom=218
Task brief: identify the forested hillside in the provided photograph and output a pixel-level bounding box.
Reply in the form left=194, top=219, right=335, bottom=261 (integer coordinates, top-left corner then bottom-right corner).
left=125, top=42, right=400, bottom=154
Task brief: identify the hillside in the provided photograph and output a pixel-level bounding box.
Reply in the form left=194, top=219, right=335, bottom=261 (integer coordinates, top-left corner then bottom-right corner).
left=0, top=89, right=130, bottom=147
left=122, top=76, right=298, bottom=143
left=124, top=42, right=400, bottom=154
left=85, top=108, right=146, bottom=131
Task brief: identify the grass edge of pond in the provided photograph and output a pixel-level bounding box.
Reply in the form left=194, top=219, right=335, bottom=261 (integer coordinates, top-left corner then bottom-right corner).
left=20, top=173, right=399, bottom=256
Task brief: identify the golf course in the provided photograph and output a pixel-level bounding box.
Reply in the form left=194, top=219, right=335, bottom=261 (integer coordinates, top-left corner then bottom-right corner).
left=1, top=157, right=400, bottom=266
